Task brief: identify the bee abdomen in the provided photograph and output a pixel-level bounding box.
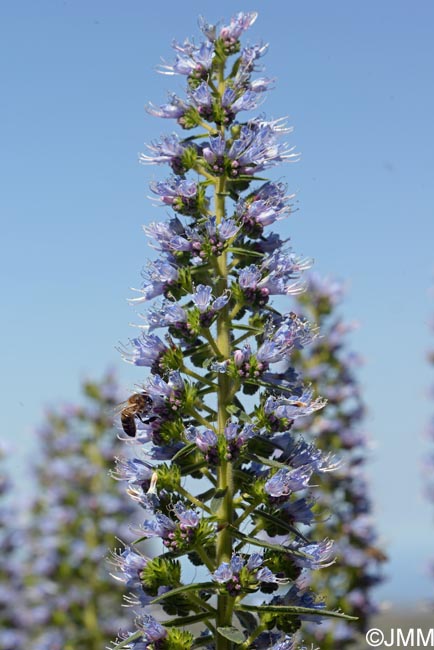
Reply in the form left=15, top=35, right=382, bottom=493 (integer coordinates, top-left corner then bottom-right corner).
left=121, top=413, right=137, bottom=437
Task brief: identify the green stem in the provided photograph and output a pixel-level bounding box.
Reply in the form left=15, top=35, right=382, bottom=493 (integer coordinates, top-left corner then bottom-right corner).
left=213, top=59, right=235, bottom=647
left=195, top=544, right=216, bottom=572
left=183, top=366, right=217, bottom=389
left=233, top=500, right=259, bottom=527
left=203, top=329, right=224, bottom=357
left=239, top=624, right=267, bottom=649
left=177, top=485, right=213, bottom=515
left=187, top=407, right=216, bottom=430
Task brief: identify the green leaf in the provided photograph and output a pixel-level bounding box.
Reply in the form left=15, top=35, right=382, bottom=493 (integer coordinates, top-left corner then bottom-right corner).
left=244, top=378, right=295, bottom=394
left=180, top=461, right=208, bottom=475
left=226, top=404, right=253, bottom=424
left=253, top=509, right=310, bottom=543
left=197, top=487, right=218, bottom=502
left=110, top=631, right=142, bottom=650
left=232, top=323, right=264, bottom=333
left=165, top=611, right=213, bottom=627
left=211, top=487, right=228, bottom=513
left=247, top=452, right=290, bottom=471
left=235, top=610, right=258, bottom=634
left=150, top=581, right=215, bottom=604
left=231, top=531, right=311, bottom=560
left=217, top=626, right=245, bottom=643
left=192, top=635, right=214, bottom=648
left=237, top=604, right=358, bottom=621
left=228, top=246, right=264, bottom=257
left=171, top=442, right=196, bottom=462
left=230, top=174, right=269, bottom=182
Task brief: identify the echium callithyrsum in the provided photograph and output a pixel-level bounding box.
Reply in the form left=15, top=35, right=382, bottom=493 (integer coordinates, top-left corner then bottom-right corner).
left=0, top=446, right=28, bottom=650
left=111, top=12, right=356, bottom=650
left=426, top=313, right=434, bottom=604
left=292, top=275, right=385, bottom=649
left=23, top=372, right=136, bottom=650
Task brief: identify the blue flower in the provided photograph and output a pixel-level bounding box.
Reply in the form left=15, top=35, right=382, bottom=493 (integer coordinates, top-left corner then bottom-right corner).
left=150, top=177, right=198, bottom=207
left=118, top=334, right=167, bottom=368
left=185, top=425, right=218, bottom=452
left=226, top=119, right=298, bottom=176
left=198, top=12, right=258, bottom=45
left=147, top=93, right=188, bottom=119
left=140, top=133, right=188, bottom=169
left=140, top=514, right=176, bottom=539
left=213, top=562, right=233, bottom=583
left=189, top=81, right=213, bottom=117
left=192, top=284, right=213, bottom=312
left=136, top=614, right=167, bottom=643
left=112, top=457, right=153, bottom=486
left=293, top=539, right=335, bottom=570
left=264, top=467, right=313, bottom=498
left=109, top=547, right=148, bottom=588
left=129, top=260, right=179, bottom=304
left=145, top=302, right=187, bottom=332
left=219, top=12, right=258, bottom=44
left=264, top=387, right=327, bottom=421
left=246, top=553, right=263, bottom=570
left=158, top=40, right=214, bottom=79
left=173, top=502, right=199, bottom=528
left=240, top=43, right=269, bottom=70
left=281, top=497, right=315, bottom=525
left=143, top=217, right=191, bottom=253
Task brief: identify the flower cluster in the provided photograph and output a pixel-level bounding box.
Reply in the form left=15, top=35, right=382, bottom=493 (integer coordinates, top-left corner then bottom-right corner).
left=426, top=313, right=434, bottom=602
left=112, top=13, right=355, bottom=650
left=0, top=447, right=28, bottom=650
left=292, top=275, right=385, bottom=648
left=23, top=372, right=137, bottom=650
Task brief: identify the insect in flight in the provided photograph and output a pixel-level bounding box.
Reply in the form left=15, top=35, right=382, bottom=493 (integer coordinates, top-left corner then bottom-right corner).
left=120, top=391, right=154, bottom=437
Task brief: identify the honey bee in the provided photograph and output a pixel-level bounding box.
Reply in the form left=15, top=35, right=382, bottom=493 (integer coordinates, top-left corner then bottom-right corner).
left=120, top=392, right=153, bottom=437
left=365, top=546, right=387, bottom=562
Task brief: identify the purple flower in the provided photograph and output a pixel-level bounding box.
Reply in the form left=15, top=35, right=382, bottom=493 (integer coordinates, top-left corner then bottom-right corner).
left=150, top=177, right=198, bottom=207
left=173, top=502, right=199, bottom=528
left=226, top=119, right=298, bottom=176
left=110, top=547, right=148, bottom=588
left=192, top=284, right=213, bottom=312
left=129, top=260, right=179, bottom=304
left=118, top=334, right=167, bottom=368
left=265, top=386, right=327, bottom=421
left=281, top=497, right=315, bottom=525
left=269, top=638, right=295, bottom=650
left=145, top=302, right=187, bottom=332
left=236, top=182, right=293, bottom=232
left=147, top=93, right=188, bottom=119
left=238, top=265, right=262, bottom=290
left=186, top=425, right=218, bottom=452
left=158, top=41, right=214, bottom=78
left=140, top=133, right=188, bottom=170
left=240, top=43, right=269, bottom=70
left=136, top=614, right=167, bottom=643
left=246, top=553, right=263, bottom=570
left=293, top=539, right=335, bottom=570
left=112, top=457, right=153, bottom=486
left=143, top=217, right=191, bottom=253
left=219, top=12, right=258, bottom=45
left=189, top=81, right=213, bottom=117
left=198, top=12, right=258, bottom=45
left=264, top=466, right=313, bottom=498
left=213, top=562, right=234, bottom=583
left=140, top=514, right=176, bottom=539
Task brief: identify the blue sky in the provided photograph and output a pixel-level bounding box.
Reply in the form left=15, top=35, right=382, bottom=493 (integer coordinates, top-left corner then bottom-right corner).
left=1, top=0, right=434, bottom=606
